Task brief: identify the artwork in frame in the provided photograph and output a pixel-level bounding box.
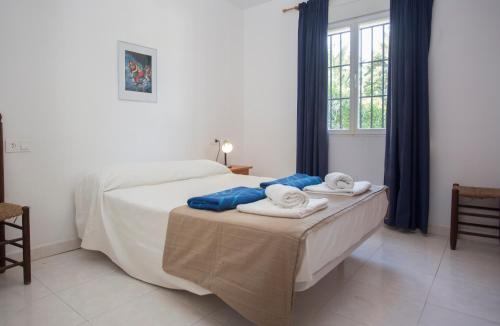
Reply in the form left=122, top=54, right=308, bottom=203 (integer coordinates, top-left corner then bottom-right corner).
left=117, top=41, right=157, bottom=102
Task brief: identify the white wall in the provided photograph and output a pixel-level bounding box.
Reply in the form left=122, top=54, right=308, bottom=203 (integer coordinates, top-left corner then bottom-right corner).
left=428, top=0, right=500, bottom=229
left=243, top=0, right=388, bottom=182
left=243, top=0, right=299, bottom=178
left=0, top=0, right=244, bottom=255
left=243, top=0, right=500, bottom=231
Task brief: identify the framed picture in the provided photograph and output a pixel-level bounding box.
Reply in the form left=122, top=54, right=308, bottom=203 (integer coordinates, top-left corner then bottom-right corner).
left=117, top=41, right=157, bottom=102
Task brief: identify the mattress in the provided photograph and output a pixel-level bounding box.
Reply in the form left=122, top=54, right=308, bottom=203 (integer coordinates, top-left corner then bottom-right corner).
left=76, top=162, right=387, bottom=295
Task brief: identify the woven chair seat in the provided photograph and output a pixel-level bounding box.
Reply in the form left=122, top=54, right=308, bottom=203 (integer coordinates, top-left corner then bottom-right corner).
left=454, top=185, right=500, bottom=199
left=0, top=203, right=23, bottom=221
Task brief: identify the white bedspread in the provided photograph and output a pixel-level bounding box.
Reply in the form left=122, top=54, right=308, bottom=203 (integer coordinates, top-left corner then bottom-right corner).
left=75, top=160, right=388, bottom=295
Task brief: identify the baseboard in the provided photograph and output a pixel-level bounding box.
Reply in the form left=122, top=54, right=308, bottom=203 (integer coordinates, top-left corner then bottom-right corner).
left=6, top=238, right=82, bottom=261
left=428, top=224, right=449, bottom=236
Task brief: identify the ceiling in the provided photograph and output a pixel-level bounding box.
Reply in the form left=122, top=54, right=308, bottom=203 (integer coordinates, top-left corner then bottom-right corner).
left=228, top=0, right=273, bottom=9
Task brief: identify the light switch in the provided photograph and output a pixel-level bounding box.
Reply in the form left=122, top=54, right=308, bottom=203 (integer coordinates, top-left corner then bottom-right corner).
left=5, top=140, right=31, bottom=153
left=5, top=140, right=18, bottom=153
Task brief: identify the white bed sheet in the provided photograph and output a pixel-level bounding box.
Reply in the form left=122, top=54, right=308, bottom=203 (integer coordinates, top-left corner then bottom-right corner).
left=77, top=172, right=387, bottom=295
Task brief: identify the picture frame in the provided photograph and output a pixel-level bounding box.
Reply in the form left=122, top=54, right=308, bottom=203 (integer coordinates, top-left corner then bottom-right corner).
left=117, top=41, right=157, bottom=102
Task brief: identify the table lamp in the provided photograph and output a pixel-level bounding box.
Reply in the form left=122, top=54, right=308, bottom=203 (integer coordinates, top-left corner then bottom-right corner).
left=221, top=140, right=233, bottom=166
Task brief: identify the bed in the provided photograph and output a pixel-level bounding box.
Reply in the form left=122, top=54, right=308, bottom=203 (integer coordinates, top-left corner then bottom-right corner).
left=75, top=160, right=387, bottom=322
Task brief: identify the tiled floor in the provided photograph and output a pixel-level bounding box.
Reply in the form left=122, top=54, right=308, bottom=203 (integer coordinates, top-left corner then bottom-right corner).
left=1, top=227, right=500, bottom=326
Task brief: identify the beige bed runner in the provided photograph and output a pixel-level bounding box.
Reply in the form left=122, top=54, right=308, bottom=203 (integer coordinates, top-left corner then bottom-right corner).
left=163, top=186, right=387, bottom=326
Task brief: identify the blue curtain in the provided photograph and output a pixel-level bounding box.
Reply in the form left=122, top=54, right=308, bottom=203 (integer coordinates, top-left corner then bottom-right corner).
left=296, top=0, right=329, bottom=179
left=384, top=0, right=434, bottom=233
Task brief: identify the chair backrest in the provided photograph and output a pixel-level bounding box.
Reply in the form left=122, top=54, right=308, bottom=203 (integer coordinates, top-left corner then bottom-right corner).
left=0, top=114, right=4, bottom=203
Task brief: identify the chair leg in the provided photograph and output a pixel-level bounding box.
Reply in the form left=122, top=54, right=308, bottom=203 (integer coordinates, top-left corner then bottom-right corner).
left=22, top=207, right=31, bottom=284
left=450, top=184, right=459, bottom=250
left=0, top=221, right=5, bottom=273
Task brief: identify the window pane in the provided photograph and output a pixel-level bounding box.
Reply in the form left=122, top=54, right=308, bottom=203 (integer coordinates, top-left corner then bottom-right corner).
left=328, top=68, right=332, bottom=98
left=373, top=25, right=384, bottom=61
left=341, top=65, right=350, bottom=98
left=332, top=34, right=340, bottom=66
left=331, top=67, right=340, bottom=99
left=328, top=28, right=351, bottom=130
left=360, top=98, right=372, bottom=129
left=372, top=61, right=383, bottom=96
left=330, top=99, right=341, bottom=129
left=384, top=25, right=390, bottom=60
left=341, top=32, right=350, bottom=65
left=361, top=63, right=372, bottom=97
left=361, top=28, right=372, bottom=62
left=358, top=20, right=390, bottom=130
left=341, top=99, right=350, bottom=129
left=372, top=97, right=383, bottom=128
left=327, top=36, right=332, bottom=67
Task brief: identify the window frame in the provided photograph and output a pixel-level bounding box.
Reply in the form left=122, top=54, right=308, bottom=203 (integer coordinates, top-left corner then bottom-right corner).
left=328, top=12, right=390, bottom=136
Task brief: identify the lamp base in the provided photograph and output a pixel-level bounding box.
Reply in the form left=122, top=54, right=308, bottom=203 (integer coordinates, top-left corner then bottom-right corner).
left=224, top=153, right=228, bottom=166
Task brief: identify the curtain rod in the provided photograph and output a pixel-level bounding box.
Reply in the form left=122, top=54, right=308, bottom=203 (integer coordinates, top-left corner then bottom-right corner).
left=282, top=6, right=389, bottom=20
left=282, top=5, right=299, bottom=13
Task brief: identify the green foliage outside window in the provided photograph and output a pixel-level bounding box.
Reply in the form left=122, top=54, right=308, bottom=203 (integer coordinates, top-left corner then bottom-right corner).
left=328, top=22, right=390, bottom=131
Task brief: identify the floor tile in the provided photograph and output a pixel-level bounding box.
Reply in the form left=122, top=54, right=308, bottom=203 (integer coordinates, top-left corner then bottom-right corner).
left=352, top=258, right=434, bottom=301
left=369, top=243, right=442, bottom=277
left=383, top=232, right=447, bottom=256
left=192, top=317, right=224, bottom=326
left=322, top=280, right=426, bottom=326
left=57, top=271, right=155, bottom=319
left=438, top=245, right=500, bottom=292
left=350, top=231, right=385, bottom=260
left=90, top=289, right=215, bottom=326
left=1, top=295, right=85, bottom=326
left=167, top=290, right=226, bottom=317
left=32, top=249, right=120, bottom=292
left=202, top=306, right=254, bottom=326
left=0, top=268, right=52, bottom=314
left=428, top=276, right=500, bottom=323
left=293, top=260, right=351, bottom=325
left=310, top=308, right=369, bottom=326
left=2, top=228, right=500, bottom=326
left=452, top=238, right=500, bottom=256
left=418, top=304, right=500, bottom=326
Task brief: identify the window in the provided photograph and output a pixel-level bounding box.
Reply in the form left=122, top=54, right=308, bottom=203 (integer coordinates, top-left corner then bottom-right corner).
left=327, top=29, right=351, bottom=130
left=328, top=16, right=390, bottom=132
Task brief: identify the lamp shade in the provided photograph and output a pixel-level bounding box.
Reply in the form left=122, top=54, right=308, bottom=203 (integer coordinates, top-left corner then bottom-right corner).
left=221, top=140, right=233, bottom=154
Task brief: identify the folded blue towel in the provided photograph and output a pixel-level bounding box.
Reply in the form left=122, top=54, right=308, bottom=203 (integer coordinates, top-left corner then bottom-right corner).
left=259, top=173, right=322, bottom=190
left=187, top=187, right=266, bottom=212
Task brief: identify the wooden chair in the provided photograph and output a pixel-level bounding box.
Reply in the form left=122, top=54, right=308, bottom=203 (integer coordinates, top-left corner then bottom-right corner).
left=450, top=183, right=500, bottom=250
left=0, top=204, right=30, bottom=284
left=0, top=114, right=31, bottom=284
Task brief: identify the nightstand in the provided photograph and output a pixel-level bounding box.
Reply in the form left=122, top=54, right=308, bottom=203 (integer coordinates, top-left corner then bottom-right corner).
left=229, top=165, right=252, bottom=175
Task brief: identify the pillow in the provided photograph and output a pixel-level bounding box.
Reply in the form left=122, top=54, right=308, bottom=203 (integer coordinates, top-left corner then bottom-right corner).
left=94, top=159, right=230, bottom=192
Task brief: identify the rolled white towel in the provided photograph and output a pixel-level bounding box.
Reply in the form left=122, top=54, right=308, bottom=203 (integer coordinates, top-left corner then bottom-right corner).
left=325, top=172, right=354, bottom=190
left=265, top=184, right=309, bottom=209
